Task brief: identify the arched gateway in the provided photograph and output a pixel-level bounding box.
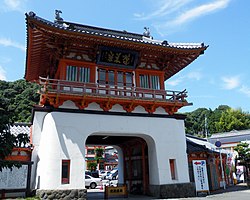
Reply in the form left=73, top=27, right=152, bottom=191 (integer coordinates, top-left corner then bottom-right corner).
left=25, top=11, right=207, bottom=199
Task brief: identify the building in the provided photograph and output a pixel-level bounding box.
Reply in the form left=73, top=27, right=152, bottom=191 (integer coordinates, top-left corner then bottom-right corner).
left=25, top=11, right=207, bottom=199
left=0, top=123, right=32, bottom=199
left=85, top=145, right=118, bottom=171
left=209, top=129, right=250, bottom=183
left=209, top=129, right=250, bottom=152
left=187, top=135, right=231, bottom=191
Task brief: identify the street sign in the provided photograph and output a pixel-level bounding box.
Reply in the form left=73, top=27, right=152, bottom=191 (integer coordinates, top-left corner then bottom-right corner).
left=215, top=140, right=221, bottom=147
left=192, top=160, right=210, bottom=193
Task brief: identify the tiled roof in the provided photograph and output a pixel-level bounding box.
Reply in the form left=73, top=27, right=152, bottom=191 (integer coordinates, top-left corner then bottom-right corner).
left=10, top=123, right=31, bottom=136
left=209, top=129, right=250, bottom=144
left=210, top=129, right=250, bottom=138
left=26, top=11, right=206, bottom=50
left=186, top=134, right=228, bottom=154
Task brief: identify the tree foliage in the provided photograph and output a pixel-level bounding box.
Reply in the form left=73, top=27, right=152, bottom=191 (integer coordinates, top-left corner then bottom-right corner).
left=0, top=79, right=39, bottom=171
left=234, top=142, right=250, bottom=163
left=95, top=147, right=104, bottom=163
left=87, top=162, right=97, bottom=171
left=234, top=142, right=250, bottom=177
left=215, top=108, right=250, bottom=132
left=0, top=79, right=40, bottom=122
left=185, top=105, right=250, bottom=136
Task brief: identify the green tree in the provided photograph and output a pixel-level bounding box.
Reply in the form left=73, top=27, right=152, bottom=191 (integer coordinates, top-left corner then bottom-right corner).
left=185, top=108, right=209, bottom=136
left=215, top=108, right=250, bottom=132
left=0, top=86, right=31, bottom=171
left=0, top=79, right=40, bottom=123
left=87, top=162, right=97, bottom=171
left=208, top=105, right=230, bottom=134
left=95, top=147, right=104, bottom=170
left=234, top=142, right=250, bottom=178
left=0, top=94, right=19, bottom=171
left=234, top=142, right=250, bottom=163
left=184, top=105, right=250, bottom=136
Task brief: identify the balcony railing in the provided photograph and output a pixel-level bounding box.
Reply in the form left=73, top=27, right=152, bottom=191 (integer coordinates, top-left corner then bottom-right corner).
left=39, top=77, right=188, bottom=103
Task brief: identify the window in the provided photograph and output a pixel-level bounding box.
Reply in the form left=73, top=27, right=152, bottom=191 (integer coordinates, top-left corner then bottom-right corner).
left=99, top=68, right=106, bottom=84
left=169, top=159, right=177, bottom=180
left=66, top=65, right=90, bottom=82
left=79, top=67, right=90, bottom=82
left=87, top=149, right=95, bottom=155
left=108, top=70, right=115, bottom=85
left=117, top=71, right=123, bottom=86
left=66, top=66, right=78, bottom=81
left=139, top=74, right=149, bottom=88
left=98, top=68, right=133, bottom=87
left=62, top=160, right=70, bottom=184
left=150, top=75, right=160, bottom=90
left=139, top=74, right=160, bottom=89
left=125, top=72, right=133, bottom=87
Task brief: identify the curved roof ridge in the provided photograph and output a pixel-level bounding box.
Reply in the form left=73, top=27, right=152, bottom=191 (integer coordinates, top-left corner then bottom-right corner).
left=26, top=11, right=208, bottom=50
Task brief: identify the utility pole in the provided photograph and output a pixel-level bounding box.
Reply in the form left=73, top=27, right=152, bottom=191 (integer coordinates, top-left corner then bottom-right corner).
left=205, top=115, right=208, bottom=140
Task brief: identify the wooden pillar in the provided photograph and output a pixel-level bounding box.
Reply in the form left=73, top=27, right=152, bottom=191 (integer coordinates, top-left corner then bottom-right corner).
left=142, top=143, right=146, bottom=195
left=122, top=146, right=127, bottom=187
left=129, top=147, right=132, bottom=192
left=26, top=162, right=33, bottom=197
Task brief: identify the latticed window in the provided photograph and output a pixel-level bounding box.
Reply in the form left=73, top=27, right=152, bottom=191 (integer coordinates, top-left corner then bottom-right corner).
left=66, top=65, right=90, bottom=82
left=139, top=74, right=160, bottom=89
left=98, top=68, right=133, bottom=87
left=61, top=160, right=70, bottom=184
left=139, top=74, right=149, bottom=88
left=79, top=67, right=90, bottom=82
left=87, top=149, right=95, bottom=155
left=150, top=75, right=160, bottom=90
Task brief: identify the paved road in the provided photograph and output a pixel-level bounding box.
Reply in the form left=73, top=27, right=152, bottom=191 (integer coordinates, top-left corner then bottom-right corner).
left=87, top=183, right=250, bottom=200
left=178, top=183, right=250, bottom=200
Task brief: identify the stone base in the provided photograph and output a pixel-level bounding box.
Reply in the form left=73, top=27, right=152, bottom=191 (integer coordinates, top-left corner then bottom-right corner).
left=36, top=189, right=87, bottom=200
left=148, top=182, right=196, bottom=199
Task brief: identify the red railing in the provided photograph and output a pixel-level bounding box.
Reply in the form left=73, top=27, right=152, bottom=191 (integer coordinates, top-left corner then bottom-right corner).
left=39, top=77, right=188, bottom=103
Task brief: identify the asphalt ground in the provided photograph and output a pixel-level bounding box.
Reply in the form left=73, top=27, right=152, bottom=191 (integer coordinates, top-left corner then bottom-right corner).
left=87, top=183, right=250, bottom=200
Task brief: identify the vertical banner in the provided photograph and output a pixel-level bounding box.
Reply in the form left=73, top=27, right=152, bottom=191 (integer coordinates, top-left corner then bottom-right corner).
left=192, top=160, right=209, bottom=193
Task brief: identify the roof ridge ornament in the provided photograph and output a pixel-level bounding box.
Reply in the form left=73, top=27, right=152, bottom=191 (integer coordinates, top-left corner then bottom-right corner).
left=28, top=11, right=36, bottom=17
left=143, top=27, right=152, bottom=38
left=54, top=10, right=63, bottom=23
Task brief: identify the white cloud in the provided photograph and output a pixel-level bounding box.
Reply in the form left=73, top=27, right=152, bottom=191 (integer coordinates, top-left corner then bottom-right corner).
left=170, top=0, right=230, bottom=26
left=0, top=37, right=25, bottom=52
left=134, top=0, right=193, bottom=20
left=1, top=0, right=27, bottom=13
left=167, top=78, right=183, bottom=86
left=166, top=70, right=203, bottom=86
left=190, top=95, right=215, bottom=98
left=240, top=85, right=250, bottom=97
left=186, top=71, right=202, bottom=81
left=0, top=65, right=7, bottom=80
left=0, top=56, right=11, bottom=63
left=134, top=0, right=231, bottom=36
left=221, top=76, right=241, bottom=90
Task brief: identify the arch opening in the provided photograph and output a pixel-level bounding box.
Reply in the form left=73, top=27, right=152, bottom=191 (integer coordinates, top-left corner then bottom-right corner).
left=85, top=134, right=151, bottom=195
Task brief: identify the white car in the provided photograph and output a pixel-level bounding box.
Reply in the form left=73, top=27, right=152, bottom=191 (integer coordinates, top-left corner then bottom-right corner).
left=85, top=175, right=102, bottom=189
left=107, top=169, right=118, bottom=180
left=99, top=170, right=111, bottom=179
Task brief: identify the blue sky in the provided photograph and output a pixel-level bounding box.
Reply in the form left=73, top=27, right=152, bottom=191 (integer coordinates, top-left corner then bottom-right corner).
left=0, top=0, right=250, bottom=113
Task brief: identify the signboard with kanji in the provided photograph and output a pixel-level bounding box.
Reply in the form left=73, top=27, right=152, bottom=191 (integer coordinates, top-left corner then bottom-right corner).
left=104, top=185, right=128, bottom=199
left=192, top=160, right=209, bottom=193
left=97, top=46, right=138, bottom=69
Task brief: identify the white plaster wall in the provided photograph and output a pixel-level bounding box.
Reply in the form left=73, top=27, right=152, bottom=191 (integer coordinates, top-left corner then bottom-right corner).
left=32, top=110, right=189, bottom=190
left=30, top=111, right=48, bottom=189
left=114, top=146, right=124, bottom=184
left=60, top=100, right=78, bottom=109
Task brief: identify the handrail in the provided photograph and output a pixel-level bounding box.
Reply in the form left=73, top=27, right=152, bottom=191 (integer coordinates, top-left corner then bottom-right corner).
left=39, top=77, right=187, bottom=102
